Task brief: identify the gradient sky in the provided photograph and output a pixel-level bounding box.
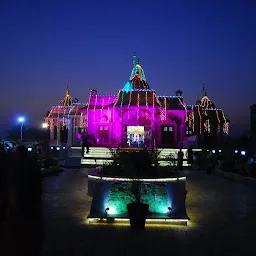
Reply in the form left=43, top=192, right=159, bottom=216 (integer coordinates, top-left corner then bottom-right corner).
left=1, top=0, right=255, bottom=137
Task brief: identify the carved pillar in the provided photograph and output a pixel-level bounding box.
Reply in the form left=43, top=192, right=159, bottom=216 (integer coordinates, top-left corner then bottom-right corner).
left=50, top=119, right=54, bottom=145
left=67, top=118, right=72, bottom=147
left=72, top=116, right=76, bottom=146
left=57, top=122, right=61, bottom=146
left=151, top=121, right=156, bottom=149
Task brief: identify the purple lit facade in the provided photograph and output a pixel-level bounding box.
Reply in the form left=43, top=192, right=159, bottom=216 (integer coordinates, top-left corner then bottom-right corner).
left=45, top=54, right=229, bottom=149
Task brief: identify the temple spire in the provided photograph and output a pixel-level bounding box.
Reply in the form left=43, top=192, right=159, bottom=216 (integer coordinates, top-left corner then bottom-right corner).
left=202, top=81, right=207, bottom=97
left=132, top=52, right=137, bottom=67
left=66, top=80, right=71, bottom=95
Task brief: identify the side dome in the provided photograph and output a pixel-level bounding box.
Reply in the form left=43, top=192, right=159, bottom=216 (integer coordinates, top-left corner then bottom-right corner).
left=200, top=95, right=216, bottom=109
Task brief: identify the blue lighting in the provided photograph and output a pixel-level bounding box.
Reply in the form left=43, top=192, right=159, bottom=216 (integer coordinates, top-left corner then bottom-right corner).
left=63, top=146, right=66, bottom=150
left=56, top=146, right=60, bottom=151
left=18, top=116, right=25, bottom=123
left=122, top=81, right=133, bottom=93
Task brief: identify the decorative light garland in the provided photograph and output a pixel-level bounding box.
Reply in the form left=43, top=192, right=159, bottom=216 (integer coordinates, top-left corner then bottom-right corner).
left=197, top=105, right=202, bottom=134
left=67, top=105, right=75, bottom=118
left=216, top=110, right=220, bottom=132
left=192, top=111, right=195, bottom=132
left=100, top=98, right=104, bottom=122
left=128, top=91, right=132, bottom=119
left=73, top=105, right=79, bottom=128
left=112, top=91, right=120, bottom=122
left=178, top=97, right=188, bottom=123
left=145, top=91, right=148, bottom=119
left=57, top=108, right=60, bottom=130
left=86, top=90, right=92, bottom=127
left=120, top=91, right=124, bottom=119
left=107, top=96, right=111, bottom=123
left=80, top=112, right=85, bottom=128
left=200, top=95, right=214, bottom=109
left=222, top=110, right=229, bottom=134
left=152, top=92, right=155, bottom=121
left=137, top=92, right=140, bottom=120
left=188, top=112, right=193, bottom=130
left=93, top=95, right=98, bottom=122
left=203, top=111, right=210, bottom=133
left=164, top=97, right=167, bottom=120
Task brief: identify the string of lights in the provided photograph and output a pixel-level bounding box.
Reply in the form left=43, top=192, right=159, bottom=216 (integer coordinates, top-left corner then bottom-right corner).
left=145, top=91, right=148, bottom=119
left=216, top=110, right=221, bottom=132
left=86, top=90, right=92, bottom=127
left=120, top=91, right=124, bottom=119
left=93, top=95, right=98, bottom=122
left=100, top=98, right=104, bottom=122
left=137, top=92, right=140, bottom=120
left=107, top=96, right=111, bottom=123
left=128, top=91, right=132, bottom=119
left=164, top=97, right=167, bottom=120
left=197, top=105, right=202, bottom=134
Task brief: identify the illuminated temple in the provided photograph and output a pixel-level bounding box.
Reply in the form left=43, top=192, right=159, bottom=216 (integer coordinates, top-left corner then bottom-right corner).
left=45, top=54, right=229, bottom=149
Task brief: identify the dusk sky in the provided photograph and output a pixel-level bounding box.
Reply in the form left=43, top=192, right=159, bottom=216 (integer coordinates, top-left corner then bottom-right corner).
left=1, top=0, right=255, bottom=137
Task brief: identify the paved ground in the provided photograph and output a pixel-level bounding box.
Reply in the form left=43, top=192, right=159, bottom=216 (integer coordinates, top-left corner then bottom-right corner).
left=40, top=169, right=256, bottom=256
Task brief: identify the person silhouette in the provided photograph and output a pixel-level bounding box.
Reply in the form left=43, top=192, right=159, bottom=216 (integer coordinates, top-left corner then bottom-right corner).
left=177, top=148, right=184, bottom=171
left=81, top=132, right=90, bottom=157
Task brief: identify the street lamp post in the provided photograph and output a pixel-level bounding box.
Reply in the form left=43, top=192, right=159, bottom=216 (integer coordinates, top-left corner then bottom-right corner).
left=18, top=117, right=25, bottom=141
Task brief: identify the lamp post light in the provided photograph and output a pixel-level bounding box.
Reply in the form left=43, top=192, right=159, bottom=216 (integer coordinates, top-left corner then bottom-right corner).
left=18, top=117, right=25, bottom=141
left=42, top=123, right=48, bottom=129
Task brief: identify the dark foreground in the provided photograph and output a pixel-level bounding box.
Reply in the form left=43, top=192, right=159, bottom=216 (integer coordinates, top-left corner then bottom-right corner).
left=2, top=169, right=256, bottom=255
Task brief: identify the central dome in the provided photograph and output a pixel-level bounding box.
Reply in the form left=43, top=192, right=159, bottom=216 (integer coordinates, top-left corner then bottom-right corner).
left=123, top=54, right=150, bottom=92
left=129, top=64, right=146, bottom=82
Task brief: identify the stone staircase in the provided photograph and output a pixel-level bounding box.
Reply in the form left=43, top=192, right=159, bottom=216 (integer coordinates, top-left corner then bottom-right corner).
left=77, top=147, right=202, bottom=168
left=81, top=147, right=114, bottom=166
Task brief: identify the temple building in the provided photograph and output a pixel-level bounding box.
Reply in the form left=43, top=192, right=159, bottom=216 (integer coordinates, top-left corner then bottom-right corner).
left=45, top=54, right=229, bottom=149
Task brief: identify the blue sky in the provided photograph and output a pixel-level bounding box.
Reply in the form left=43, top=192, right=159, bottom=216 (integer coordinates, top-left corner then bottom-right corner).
left=0, top=0, right=255, bottom=137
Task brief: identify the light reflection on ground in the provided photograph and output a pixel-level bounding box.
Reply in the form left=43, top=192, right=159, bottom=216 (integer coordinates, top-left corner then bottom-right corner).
left=41, top=168, right=256, bottom=255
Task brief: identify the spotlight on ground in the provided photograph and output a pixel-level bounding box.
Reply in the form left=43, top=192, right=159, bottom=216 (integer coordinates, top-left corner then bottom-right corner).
left=241, top=150, right=246, bottom=156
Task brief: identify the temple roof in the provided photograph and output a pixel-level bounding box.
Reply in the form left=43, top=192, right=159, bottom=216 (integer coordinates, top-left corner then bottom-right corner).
left=113, top=90, right=184, bottom=110
left=115, top=90, right=158, bottom=106
left=158, top=96, right=185, bottom=110
left=58, top=84, right=73, bottom=106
